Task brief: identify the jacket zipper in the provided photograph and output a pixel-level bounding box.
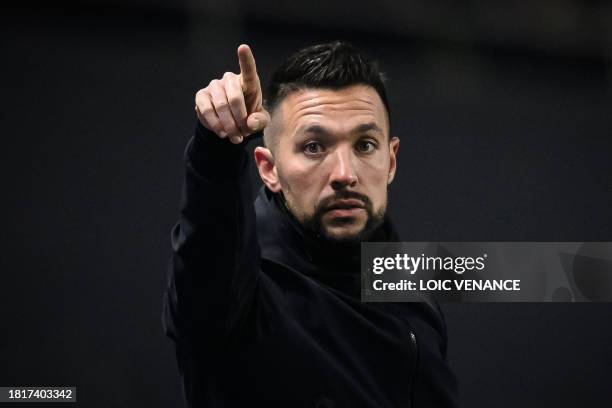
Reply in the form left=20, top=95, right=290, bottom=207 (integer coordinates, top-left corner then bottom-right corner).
left=409, top=330, right=419, bottom=407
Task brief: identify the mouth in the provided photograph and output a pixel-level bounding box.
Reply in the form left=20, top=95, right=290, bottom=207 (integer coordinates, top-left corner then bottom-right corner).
left=325, top=199, right=365, bottom=211
left=324, top=199, right=366, bottom=218
left=326, top=207, right=366, bottom=218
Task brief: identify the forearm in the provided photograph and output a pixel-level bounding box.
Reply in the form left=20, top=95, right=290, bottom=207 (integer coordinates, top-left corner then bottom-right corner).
left=163, top=121, right=260, bottom=341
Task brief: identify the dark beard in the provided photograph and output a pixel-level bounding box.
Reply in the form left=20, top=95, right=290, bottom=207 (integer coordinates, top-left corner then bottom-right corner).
left=282, top=190, right=386, bottom=245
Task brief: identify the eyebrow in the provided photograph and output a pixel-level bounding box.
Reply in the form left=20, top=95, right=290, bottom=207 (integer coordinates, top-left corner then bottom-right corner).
left=352, top=123, right=383, bottom=135
left=300, top=122, right=383, bottom=136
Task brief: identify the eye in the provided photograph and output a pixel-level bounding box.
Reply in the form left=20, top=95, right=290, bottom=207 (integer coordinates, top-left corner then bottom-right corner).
left=356, top=139, right=376, bottom=153
left=304, top=141, right=324, bottom=155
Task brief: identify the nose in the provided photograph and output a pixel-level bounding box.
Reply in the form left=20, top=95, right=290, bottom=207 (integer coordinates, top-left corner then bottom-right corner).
left=329, top=145, right=358, bottom=190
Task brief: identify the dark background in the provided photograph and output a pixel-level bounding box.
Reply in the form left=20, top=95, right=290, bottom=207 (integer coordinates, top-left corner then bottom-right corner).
left=2, top=1, right=611, bottom=406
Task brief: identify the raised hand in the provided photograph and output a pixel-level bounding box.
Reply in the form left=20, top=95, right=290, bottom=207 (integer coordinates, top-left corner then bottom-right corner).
left=195, top=44, right=270, bottom=144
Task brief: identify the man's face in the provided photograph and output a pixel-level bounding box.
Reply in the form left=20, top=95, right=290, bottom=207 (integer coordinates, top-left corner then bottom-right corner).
left=264, top=84, right=399, bottom=242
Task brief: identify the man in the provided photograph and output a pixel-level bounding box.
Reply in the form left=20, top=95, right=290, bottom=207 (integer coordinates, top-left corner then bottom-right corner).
left=162, top=41, right=458, bottom=407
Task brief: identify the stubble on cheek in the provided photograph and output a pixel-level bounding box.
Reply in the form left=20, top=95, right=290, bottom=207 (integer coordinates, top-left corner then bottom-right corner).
left=277, top=166, right=319, bottom=223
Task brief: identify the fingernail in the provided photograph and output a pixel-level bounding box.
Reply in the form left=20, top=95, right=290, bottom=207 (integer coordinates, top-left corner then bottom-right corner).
left=220, top=130, right=228, bottom=138
left=251, top=119, right=260, bottom=131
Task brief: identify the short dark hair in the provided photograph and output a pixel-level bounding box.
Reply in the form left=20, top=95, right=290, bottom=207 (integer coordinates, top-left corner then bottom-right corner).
left=263, top=41, right=391, bottom=150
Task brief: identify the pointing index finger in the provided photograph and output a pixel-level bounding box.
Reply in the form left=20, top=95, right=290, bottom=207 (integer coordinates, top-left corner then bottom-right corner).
left=237, top=44, right=260, bottom=93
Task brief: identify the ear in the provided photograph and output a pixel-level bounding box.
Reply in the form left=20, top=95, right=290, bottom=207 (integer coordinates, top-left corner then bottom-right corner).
left=387, top=136, right=400, bottom=184
left=254, top=146, right=281, bottom=192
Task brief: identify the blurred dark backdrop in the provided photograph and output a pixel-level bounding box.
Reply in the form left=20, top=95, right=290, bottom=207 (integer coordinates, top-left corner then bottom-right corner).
left=2, top=1, right=611, bottom=407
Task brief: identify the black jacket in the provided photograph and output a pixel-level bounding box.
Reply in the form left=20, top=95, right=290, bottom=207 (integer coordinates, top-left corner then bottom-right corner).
left=162, top=122, right=459, bottom=407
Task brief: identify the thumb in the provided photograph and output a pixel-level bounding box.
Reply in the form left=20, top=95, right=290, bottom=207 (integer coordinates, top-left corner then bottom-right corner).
left=247, top=109, right=271, bottom=133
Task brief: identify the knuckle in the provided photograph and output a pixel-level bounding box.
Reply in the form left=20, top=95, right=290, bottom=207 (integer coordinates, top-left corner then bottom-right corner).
left=215, top=101, right=228, bottom=110
left=201, top=106, right=214, bottom=116
left=195, top=90, right=206, bottom=103
left=228, top=96, right=243, bottom=108
left=194, top=94, right=207, bottom=106
left=224, top=123, right=239, bottom=134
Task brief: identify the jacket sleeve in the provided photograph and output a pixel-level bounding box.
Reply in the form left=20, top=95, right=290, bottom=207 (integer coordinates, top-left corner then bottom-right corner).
left=162, top=121, right=260, bottom=343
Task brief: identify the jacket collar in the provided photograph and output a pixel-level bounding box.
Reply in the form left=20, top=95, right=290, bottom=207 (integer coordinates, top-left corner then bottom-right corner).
left=254, top=186, right=399, bottom=297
